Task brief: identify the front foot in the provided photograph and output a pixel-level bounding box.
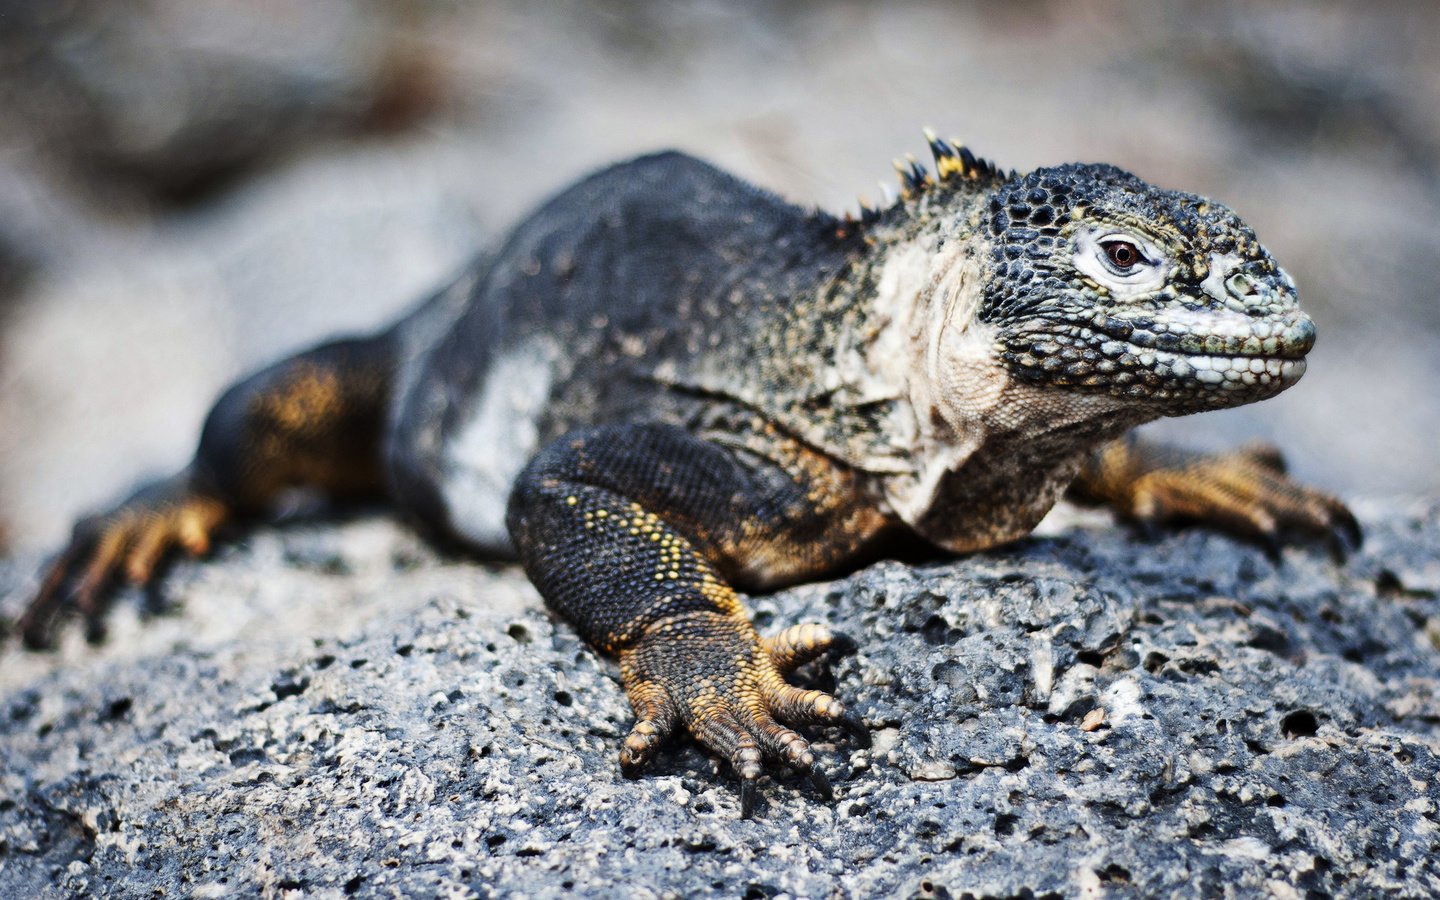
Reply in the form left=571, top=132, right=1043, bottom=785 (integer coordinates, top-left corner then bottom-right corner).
left=14, top=471, right=228, bottom=649
left=618, top=614, right=868, bottom=818
left=1090, top=440, right=1361, bottom=560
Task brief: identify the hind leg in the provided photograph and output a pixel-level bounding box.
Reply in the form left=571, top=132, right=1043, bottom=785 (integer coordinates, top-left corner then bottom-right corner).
left=15, top=335, right=395, bottom=648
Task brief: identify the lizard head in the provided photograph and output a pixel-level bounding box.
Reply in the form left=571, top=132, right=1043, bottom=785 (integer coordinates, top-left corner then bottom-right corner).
left=975, top=163, right=1313, bottom=415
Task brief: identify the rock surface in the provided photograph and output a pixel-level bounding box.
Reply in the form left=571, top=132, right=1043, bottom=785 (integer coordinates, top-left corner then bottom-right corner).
left=1, top=501, right=1438, bottom=898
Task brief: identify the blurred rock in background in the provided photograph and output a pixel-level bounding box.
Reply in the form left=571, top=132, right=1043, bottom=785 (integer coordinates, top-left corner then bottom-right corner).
left=1, top=0, right=1437, bottom=549
left=0, top=0, right=438, bottom=202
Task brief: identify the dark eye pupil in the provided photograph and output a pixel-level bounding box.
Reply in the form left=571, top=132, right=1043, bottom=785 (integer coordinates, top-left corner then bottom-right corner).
left=1105, top=241, right=1139, bottom=268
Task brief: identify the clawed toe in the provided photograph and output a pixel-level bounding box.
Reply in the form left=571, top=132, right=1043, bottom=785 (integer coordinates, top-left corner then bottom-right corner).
left=764, top=622, right=855, bottom=673
left=16, top=544, right=89, bottom=650
left=702, top=712, right=835, bottom=819
left=772, top=684, right=868, bottom=743
left=13, top=484, right=227, bottom=651
left=619, top=719, right=670, bottom=777
left=618, top=680, right=681, bottom=777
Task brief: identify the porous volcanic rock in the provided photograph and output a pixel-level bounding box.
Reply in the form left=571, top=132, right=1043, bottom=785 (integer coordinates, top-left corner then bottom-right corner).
left=1, top=501, right=1438, bottom=898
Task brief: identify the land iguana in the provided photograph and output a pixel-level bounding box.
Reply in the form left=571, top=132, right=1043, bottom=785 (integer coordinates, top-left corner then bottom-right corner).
left=13, top=134, right=1359, bottom=817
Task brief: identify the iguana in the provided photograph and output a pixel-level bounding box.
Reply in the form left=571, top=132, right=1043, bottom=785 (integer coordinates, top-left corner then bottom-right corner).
left=13, top=134, right=1358, bottom=817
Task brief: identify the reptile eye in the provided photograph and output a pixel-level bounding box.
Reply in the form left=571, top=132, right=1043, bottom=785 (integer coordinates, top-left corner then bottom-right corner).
left=1102, top=240, right=1142, bottom=270
left=1077, top=230, right=1165, bottom=292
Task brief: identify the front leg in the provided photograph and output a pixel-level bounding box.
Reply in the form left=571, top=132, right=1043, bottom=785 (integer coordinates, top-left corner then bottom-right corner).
left=1070, top=432, right=1361, bottom=557
left=505, top=424, right=886, bottom=816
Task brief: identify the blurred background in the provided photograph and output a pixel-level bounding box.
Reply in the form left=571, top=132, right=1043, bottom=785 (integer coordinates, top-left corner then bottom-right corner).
left=0, top=0, right=1436, bottom=553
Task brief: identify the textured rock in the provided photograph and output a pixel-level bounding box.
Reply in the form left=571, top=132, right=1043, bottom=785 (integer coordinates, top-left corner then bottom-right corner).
left=1, top=501, right=1437, bottom=898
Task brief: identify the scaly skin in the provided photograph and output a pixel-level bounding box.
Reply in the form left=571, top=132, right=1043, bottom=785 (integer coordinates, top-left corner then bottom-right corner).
left=11, top=136, right=1358, bottom=817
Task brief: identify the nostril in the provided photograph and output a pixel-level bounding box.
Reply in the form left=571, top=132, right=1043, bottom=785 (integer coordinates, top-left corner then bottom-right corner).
left=1226, top=272, right=1260, bottom=298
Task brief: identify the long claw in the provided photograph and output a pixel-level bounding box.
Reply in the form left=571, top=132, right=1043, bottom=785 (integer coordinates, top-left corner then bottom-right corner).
left=1325, top=533, right=1345, bottom=564
left=1334, top=506, right=1363, bottom=553
left=839, top=710, right=871, bottom=748
left=739, top=779, right=758, bottom=819
left=827, top=631, right=859, bottom=657
left=1256, top=527, right=1283, bottom=564
left=1133, top=517, right=1166, bottom=544
left=83, top=612, right=109, bottom=645
left=808, top=767, right=833, bottom=801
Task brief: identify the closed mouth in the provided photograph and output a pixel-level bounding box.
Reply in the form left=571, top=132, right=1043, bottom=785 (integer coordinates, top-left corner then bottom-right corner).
left=1100, top=299, right=1312, bottom=347
left=1004, top=305, right=1313, bottom=399
left=1091, top=306, right=1314, bottom=392
left=1139, top=344, right=1306, bottom=391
